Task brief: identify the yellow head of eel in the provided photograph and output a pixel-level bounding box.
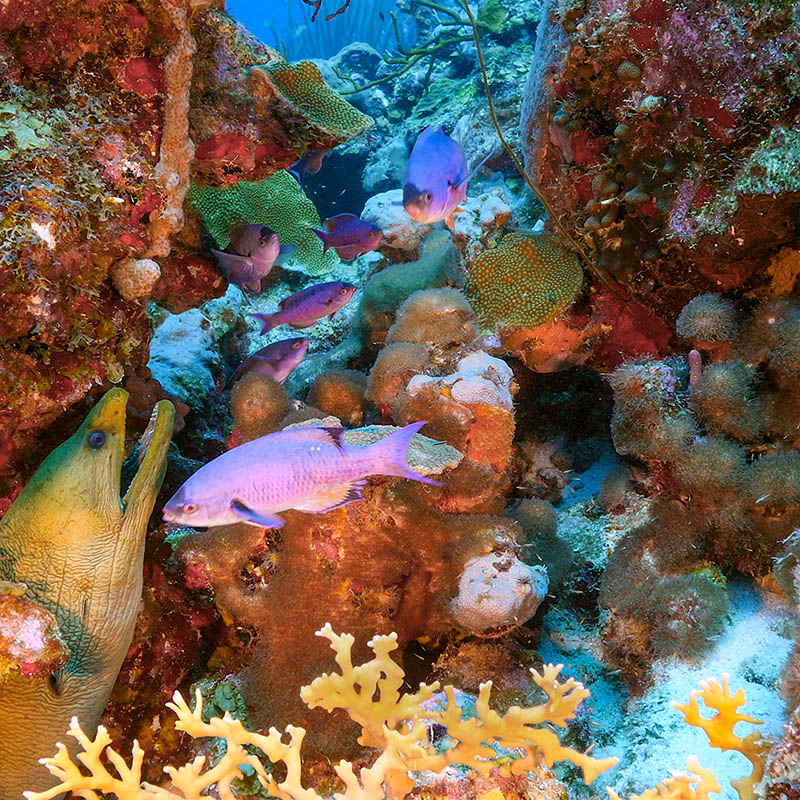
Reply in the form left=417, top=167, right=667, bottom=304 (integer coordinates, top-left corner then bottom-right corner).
left=0, top=388, right=174, bottom=799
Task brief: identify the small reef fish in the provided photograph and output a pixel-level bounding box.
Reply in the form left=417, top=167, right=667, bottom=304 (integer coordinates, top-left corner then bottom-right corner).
left=228, top=336, right=310, bottom=386
left=403, top=125, right=489, bottom=231
left=162, top=421, right=441, bottom=529
left=249, top=280, right=357, bottom=334
left=311, top=213, right=384, bottom=261
left=289, top=147, right=330, bottom=186
left=211, top=224, right=297, bottom=292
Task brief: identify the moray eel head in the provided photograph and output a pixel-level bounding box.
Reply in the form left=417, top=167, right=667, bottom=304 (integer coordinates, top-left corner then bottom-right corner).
left=30, top=387, right=175, bottom=528
left=0, top=389, right=175, bottom=798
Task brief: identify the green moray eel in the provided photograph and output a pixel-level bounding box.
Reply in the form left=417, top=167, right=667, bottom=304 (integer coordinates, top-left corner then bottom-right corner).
left=0, top=388, right=174, bottom=799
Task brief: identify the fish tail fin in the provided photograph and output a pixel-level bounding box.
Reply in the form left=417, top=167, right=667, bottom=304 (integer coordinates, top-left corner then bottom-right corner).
left=367, top=421, right=443, bottom=486
left=249, top=312, right=280, bottom=334
left=310, top=228, right=331, bottom=253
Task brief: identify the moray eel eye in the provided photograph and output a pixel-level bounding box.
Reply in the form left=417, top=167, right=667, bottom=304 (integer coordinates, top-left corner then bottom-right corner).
left=183, top=502, right=199, bottom=515
left=88, top=431, right=106, bottom=449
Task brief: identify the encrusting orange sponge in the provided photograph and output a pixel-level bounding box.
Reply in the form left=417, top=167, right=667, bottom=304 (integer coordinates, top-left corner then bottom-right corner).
left=25, top=624, right=617, bottom=800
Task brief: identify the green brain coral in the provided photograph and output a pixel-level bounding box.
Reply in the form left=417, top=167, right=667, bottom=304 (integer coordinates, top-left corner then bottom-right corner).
left=186, top=171, right=339, bottom=276
left=465, top=233, right=584, bottom=328
left=251, top=59, right=373, bottom=145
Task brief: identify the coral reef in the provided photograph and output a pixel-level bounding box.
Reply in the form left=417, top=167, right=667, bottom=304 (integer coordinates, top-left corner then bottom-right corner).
left=190, top=11, right=372, bottom=185
left=0, top=0, right=370, bottom=493
left=187, top=172, right=340, bottom=276
left=520, top=0, right=800, bottom=310
left=600, top=296, right=800, bottom=686
left=26, top=625, right=615, bottom=799
left=465, top=232, right=583, bottom=329
left=610, top=676, right=767, bottom=800
left=0, top=389, right=174, bottom=797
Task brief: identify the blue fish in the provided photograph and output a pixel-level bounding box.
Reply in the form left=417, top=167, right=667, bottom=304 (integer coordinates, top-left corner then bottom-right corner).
left=402, top=126, right=490, bottom=231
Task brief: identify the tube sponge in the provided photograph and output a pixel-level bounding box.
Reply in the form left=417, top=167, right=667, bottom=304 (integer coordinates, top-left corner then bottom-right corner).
left=386, top=288, right=478, bottom=347
left=689, top=361, right=763, bottom=441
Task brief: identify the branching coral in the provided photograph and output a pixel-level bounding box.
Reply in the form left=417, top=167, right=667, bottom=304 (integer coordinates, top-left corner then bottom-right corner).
left=26, top=624, right=617, bottom=800
left=610, top=676, right=768, bottom=800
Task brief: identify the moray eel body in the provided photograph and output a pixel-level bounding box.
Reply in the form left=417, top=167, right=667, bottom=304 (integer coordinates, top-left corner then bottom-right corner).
left=0, top=389, right=174, bottom=799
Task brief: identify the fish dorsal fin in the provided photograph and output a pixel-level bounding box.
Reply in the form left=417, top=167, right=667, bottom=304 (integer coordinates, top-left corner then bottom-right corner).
left=276, top=426, right=347, bottom=449
left=319, top=426, right=347, bottom=449
left=326, top=213, right=359, bottom=232
left=294, top=480, right=366, bottom=513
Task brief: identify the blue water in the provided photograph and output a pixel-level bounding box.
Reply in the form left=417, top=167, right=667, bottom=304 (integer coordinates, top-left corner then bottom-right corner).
left=228, top=0, right=404, bottom=60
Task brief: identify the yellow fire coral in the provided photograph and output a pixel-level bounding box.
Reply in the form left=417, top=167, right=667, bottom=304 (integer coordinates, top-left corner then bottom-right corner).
left=465, top=233, right=584, bottom=329
left=25, top=624, right=616, bottom=800
left=609, top=675, right=769, bottom=800
left=186, top=170, right=338, bottom=276
left=251, top=60, right=374, bottom=146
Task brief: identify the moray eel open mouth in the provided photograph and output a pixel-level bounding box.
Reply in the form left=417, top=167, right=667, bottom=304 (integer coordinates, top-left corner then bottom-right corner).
left=84, top=388, right=175, bottom=516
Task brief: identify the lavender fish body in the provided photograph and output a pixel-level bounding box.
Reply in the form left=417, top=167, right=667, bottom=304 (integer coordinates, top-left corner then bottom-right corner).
left=310, top=213, right=383, bottom=261
left=403, top=125, right=489, bottom=230
left=162, top=421, right=441, bottom=528
left=249, top=281, right=356, bottom=333
left=228, top=337, right=309, bottom=386
left=211, top=225, right=297, bottom=292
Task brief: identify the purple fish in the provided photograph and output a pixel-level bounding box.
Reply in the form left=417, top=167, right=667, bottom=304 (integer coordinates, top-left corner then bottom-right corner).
left=249, top=281, right=357, bottom=334
left=403, top=126, right=490, bottom=231
left=310, top=214, right=384, bottom=261
left=211, top=225, right=297, bottom=292
left=289, top=148, right=330, bottom=186
left=162, top=421, right=441, bottom=528
left=228, top=337, right=310, bottom=387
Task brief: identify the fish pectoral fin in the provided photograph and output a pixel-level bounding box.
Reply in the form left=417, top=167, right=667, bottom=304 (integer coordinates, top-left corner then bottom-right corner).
left=230, top=500, right=284, bottom=528
left=294, top=480, right=366, bottom=513
left=444, top=214, right=456, bottom=231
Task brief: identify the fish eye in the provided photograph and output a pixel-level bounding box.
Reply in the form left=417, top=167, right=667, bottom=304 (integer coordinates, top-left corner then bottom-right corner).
left=339, top=288, right=348, bottom=294
left=87, top=431, right=106, bottom=449
left=424, top=192, right=433, bottom=202
left=293, top=341, right=302, bottom=349
left=183, top=502, right=199, bottom=515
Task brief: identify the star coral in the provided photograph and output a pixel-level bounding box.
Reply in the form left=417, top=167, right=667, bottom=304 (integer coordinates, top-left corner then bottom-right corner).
left=465, top=233, right=584, bottom=329
left=25, top=624, right=617, bottom=800
left=251, top=59, right=374, bottom=145
left=186, top=171, right=339, bottom=276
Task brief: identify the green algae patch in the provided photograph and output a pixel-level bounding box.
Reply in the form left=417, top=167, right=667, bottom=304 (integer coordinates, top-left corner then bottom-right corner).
left=186, top=171, right=339, bottom=277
